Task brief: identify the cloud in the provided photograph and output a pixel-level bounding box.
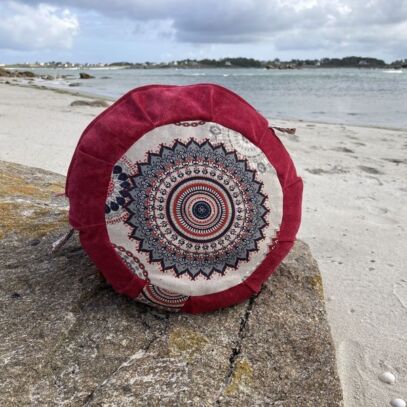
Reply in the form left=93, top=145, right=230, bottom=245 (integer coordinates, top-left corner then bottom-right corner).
left=2, top=0, right=407, bottom=58
left=0, top=1, right=79, bottom=51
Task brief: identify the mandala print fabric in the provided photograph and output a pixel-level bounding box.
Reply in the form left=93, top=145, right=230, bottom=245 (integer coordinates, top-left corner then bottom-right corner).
left=106, top=121, right=282, bottom=303
left=66, top=84, right=302, bottom=313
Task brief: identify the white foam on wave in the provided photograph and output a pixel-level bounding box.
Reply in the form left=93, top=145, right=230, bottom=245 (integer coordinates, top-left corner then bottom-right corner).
left=180, top=72, right=206, bottom=76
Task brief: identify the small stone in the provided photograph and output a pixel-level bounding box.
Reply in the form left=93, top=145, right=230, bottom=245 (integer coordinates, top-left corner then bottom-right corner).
left=379, top=371, right=396, bottom=384
left=390, top=399, right=406, bottom=407
left=70, top=99, right=108, bottom=107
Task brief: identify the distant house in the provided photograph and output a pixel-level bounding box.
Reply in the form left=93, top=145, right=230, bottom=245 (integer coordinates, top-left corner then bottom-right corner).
left=358, top=60, right=368, bottom=66
left=225, top=61, right=232, bottom=66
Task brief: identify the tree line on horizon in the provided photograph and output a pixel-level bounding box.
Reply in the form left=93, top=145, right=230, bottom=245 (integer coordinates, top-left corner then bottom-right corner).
left=107, top=56, right=406, bottom=68
left=8, top=56, right=407, bottom=69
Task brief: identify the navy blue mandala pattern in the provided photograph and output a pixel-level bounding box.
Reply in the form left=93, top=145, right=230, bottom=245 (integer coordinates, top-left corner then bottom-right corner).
left=105, top=165, right=130, bottom=213
left=125, top=139, right=269, bottom=279
left=105, top=157, right=136, bottom=224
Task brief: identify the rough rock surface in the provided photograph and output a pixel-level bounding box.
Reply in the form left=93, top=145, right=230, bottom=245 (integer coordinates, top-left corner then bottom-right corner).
left=0, top=161, right=343, bottom=406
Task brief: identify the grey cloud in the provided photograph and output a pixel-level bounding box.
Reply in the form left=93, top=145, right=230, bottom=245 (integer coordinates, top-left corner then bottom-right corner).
left=8, top=0, right=407, bottom=55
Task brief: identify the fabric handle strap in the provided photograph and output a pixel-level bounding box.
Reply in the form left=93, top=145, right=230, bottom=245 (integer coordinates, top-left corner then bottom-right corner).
left=269, top=126, right=296, bottom=135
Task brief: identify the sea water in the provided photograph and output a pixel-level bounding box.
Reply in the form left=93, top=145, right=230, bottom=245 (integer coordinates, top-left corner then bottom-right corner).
left=29, top=67, right=407, bottom=129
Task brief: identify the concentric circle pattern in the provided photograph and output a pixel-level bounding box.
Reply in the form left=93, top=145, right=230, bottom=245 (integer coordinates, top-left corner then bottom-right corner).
left=124, top=139, right=269, bottom=279
left=168, top=177, right=233, bottom=243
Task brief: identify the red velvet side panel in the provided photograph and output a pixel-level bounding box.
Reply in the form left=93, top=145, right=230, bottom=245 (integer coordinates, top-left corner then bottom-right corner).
left=79, top=224, right=146, bottom=295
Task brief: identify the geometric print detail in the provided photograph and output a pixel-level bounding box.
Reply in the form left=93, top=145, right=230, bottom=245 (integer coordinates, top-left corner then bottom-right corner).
left=125, top=139, right=269, bottom=280
left=113, top=245, right=189, bottom=311
left=136, top=283, right=189, bottom=311
left=209, top=124, right=273, bottom=174
left=105, top=156, right=137, bottom=225
left=112, top=244, right=147, bottom=280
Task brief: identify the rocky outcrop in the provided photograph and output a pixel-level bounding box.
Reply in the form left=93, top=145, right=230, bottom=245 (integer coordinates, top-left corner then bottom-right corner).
left=79, top=72, right=95, bottom=79
left=0, top=161, right=343, bottom=406
left=0, top=68, right=53, bottom=80
left=0, top=68, right=36, bottom=78
left=0, top=67, right=10, bottom=77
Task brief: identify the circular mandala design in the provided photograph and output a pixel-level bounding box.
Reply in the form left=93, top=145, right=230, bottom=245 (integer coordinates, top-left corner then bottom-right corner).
left=167, top=177, right=233, bottom=243
left=125, top=139, right=269, bottom=279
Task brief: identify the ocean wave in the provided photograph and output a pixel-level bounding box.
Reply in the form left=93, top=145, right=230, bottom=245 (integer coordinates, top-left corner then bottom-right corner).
left=180, top=72, right=206, bottom=76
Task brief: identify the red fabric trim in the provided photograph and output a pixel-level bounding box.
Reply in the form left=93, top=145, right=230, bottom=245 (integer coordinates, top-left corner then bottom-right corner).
left=78, top=223, right=146, bottom=296
left=66, top=84, right=302, bottom=313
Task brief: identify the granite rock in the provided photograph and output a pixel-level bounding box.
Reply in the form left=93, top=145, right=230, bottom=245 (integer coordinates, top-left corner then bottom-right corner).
left=0, top=161, right=343, bottom=406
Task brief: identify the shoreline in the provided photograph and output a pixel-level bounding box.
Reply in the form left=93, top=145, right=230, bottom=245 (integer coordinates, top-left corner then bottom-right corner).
left=1, top=82, right=406, bottom=406
left=1, top=79, right=115, bottom=102
left=2, top=78, right=407, bottom=132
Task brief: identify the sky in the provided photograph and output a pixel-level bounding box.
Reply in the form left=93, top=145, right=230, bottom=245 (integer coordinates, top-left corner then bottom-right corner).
left=0, top=0, right=406, bottom=64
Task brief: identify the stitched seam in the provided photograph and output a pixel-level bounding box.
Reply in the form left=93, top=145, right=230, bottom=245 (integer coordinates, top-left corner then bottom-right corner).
left=210, top=85, right=215, bottom=122
left=258, top=126, right=271, bottom=147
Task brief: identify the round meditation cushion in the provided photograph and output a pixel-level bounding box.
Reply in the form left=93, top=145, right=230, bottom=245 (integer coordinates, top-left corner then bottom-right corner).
left=66, top=84, right=302, bottom=313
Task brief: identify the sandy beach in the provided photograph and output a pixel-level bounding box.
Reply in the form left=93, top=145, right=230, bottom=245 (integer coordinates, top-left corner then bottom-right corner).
left=1, top=82, right=406, bottom=406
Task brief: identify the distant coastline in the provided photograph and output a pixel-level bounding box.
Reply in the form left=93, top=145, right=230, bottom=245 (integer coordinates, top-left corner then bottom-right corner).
left=1, top=63, right=406, bottom=130
left=3, top=56, right=407, bottom=70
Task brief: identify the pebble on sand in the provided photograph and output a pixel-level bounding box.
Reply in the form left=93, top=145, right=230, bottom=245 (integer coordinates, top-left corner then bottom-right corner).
left=390, top=399, right=406, bottom=407
left=79, top=72, right=95, bottom=79
left=379, top=371, right=396, bottom=385
left=70, top=99, right=109, bottom=107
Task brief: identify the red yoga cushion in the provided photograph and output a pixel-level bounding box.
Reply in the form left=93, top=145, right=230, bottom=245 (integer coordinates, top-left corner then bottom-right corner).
left=66, top=84, right=302, bottom=313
